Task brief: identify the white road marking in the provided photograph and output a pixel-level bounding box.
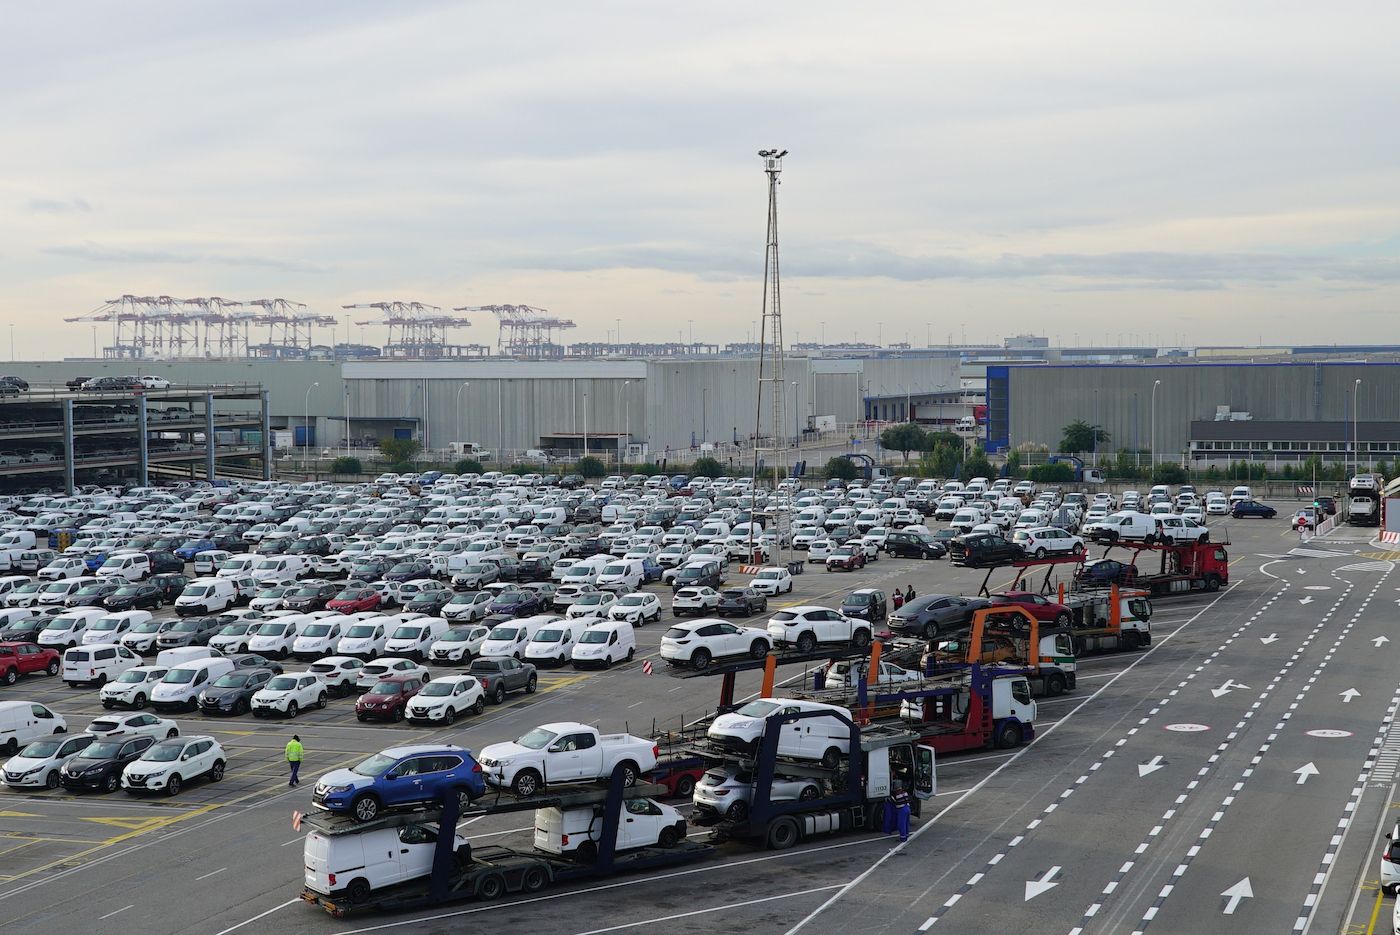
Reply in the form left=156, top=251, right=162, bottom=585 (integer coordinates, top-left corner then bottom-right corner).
left=195, top=866, right=227, bottom=881
left=210, top=897, right=300, bottom=935
left=565, top=885, right=844, bottom=934
left=99, top=905, right=132, bottom=920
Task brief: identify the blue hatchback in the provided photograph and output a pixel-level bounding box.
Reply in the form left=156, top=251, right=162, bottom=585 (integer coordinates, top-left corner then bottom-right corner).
left=174, top=539, right=216, bottom=561
left=1230, top=501, right=1277, bottom=519
left=312, top=744, right=485, bottom=823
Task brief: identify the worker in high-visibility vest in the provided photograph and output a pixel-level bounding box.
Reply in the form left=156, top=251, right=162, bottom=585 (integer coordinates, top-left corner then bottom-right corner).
left=285, top=735, right=304, bottom=787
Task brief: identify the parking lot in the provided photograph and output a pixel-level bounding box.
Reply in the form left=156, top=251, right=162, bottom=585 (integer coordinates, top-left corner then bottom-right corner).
left=1, top=486, right=1396, bottom=935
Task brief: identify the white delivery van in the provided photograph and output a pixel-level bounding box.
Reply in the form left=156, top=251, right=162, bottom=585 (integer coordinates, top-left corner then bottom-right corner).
left=247, top=615, right=311, bottom=659
left=95, top=552, right=152, bottom=582
left=217, top=555, right=259, bottom=578
left=62, top=643, right=141, bottom=687
left=534, top=798, right=688, bottom=859
left=479, top=615, right=554, bottom=659
left=523, top=618, right=592, bottom=667
left=251, top=556, right=309, bottom=585
left=0, top=700, right=67, bottom=756
left=81, top=610, right=152, bottom=646
left=37, top=609, right=105, bottom=649
left=1086, top=511, right=1158, bottom=544
left=571, top=620, right=636, bottom=669
left=595, top=560, right=644, bottom=594
left=707, top=697, right=853, bottom=763
left=291, top=618, right=347, bottom=659
left=383, top=617, right=450, bottom=661
left=303, top=824, right=468, bottom=903
left=175, top=577, right=237, bottom=616
left=193, top=550, right=232, bottom=576
left=156, top=646, right=221, bottom=668
left=151, top=657, right=235, bottom=712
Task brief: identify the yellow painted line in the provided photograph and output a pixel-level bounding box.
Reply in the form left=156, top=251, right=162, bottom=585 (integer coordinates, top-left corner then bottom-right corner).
left=211, top=730, right=257, bottom=736
left=1362, top=551, right=1400, bottom=561
left=82, top=815, right=171, bottom=832
left=0, top=840, right=37, bottom=858
left=0, top=810, right=40, bottom=818
left=7, top=803, right=220, bottom=882
left=1364, top=885, right=1383, bottom=935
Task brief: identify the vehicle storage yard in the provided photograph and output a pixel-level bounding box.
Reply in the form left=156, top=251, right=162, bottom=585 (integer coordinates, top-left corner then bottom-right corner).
left=0, top=482, right=1396, bottom=935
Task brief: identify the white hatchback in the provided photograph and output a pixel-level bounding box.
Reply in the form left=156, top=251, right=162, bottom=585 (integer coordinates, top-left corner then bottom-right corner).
left=404, top=675, right=484, bottom=725
left=748, top=567, right=793, bottom=596
left=251, top=672, right=328, bottom=718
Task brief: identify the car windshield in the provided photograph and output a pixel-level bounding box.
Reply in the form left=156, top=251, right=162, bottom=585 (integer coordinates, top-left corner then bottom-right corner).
left=392, top=626, right=424, bottom=639
left=438, top=629, right=470, bottom=642
left=43, top=582, right=72, bottom=593
left=292, top=587, right=321, bottom=597
left=351, top=752, right=398, bottom=777
left=79, top=741, right=124, bottom=759
left=256, top=623, right=289, bottom=636
left=142, top=744, right=184, bottom=763
left=303, top=624, right=334, bottom=637
left=173, top=619, right=206, bottom=632
left=618, top=595, right=646, bottom=606
left=757, top=571, right=780, bottom=579
left=533, top=628, right=563, bottom=643
left=214, top=673, right=250, bottom=687
left=266, top=676, right=297, bottom=691
left=602, top=565, right=626, bottom=575
left=493, top=593, right=525, bottom=605
left=488, top=626, right=519, bottom=640
left=91, top=617, right=122, bottom=630
left=161, top=668, right=197, bottom=684
left=736, top=700, right=780, bottom=717
left=419, top=681, right=453, bottom=697
left=333, top=590, right=362, bottom=600
left=217, top=623, right=251, bottom=636
left=115, top=669, right=150, bottom=683
left=22, top=740, right=63, bottom=757
left=185, top=586, right=211, bottom=597
left=368, top=681, right=403, bottom=695
left=115, top=586, right=142, bottom=596
left=516, top=727, right=558, bottom=750
left=44, top=617, right=75, bottom=630
left=77, top=584, right=110, bottom=595
left=579, top=629, right=609, bottom=644
left=347, top=625, right=377, bottom=638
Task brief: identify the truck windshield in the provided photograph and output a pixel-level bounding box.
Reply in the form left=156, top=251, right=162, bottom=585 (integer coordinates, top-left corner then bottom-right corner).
left=516, top=728, right=558, bottom=750
left=735, top=700, right=780, bottom=717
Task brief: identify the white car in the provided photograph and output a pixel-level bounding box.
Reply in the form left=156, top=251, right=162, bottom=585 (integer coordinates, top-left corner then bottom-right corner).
left=692, top=766, right=821, bottom=820
left=671, top=586, right=721, bottom=617
left=246, top=616, right=307, bottom=659
left=3, top=734, right=96, bottom=789
left=251, top=672, right=328, bottom=718
left=336, top=620, right=389, bottom=658
left=660, top=618, right=771, bottom=669
left=291, top=618, right=346, bottom=659
left=122, top=735, right=226, bottom=795
left=100, top=665, right=170, bottom=709
left=441, top=591, right=493, bottom=622
left=84, top=713, right=180, bottom=742
left=748, top=567, right=793, bottom=596
left=608, top=592, right=662, bottom=626
left=140, top=375, right=172, bottom=389
left=806, top=539, right=833, bottom=563
left=766, top=606, right=871, bottom=652
left=38, top=557, right=88, bottom=581
left=405, top=675, right=484, bottom=724
left=565, top=591, right=616, bottom=619
left=249, top=586, right=295, bottom=611
left=427, top=625, right=491, bottom=665
left=354, top=657, right=430, bottom=691
left=306, top=656, right=365, bottom=696
left=1011, top=527, right=1085, bottom=559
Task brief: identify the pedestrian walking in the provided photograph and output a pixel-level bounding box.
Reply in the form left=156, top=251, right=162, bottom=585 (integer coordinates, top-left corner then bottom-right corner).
left=285, top=734, right=304, bottom=787
left=892, top=590, right=904, bottom=612
left=888, top=781, right=912, bottom=842
left=904, top=585, right=916, bottom=602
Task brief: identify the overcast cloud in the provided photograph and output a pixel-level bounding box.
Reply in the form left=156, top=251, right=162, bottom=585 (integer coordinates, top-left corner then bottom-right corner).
left=4, top=1, right=1398, bottom=356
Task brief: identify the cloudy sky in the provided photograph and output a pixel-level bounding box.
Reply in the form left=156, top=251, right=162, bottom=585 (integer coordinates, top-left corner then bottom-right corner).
left=6, top=1, right=1399, bottom=358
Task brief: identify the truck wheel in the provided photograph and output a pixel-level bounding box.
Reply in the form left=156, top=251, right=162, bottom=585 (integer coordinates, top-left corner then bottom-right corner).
left=574, top=841, right=598, bottom=865
left=691, top=648, right=712, bottom=670
left=512, top=769, right=543, bottom=797
left=619, top=761, right=640, bottom=787
left=346, top=878, right=372, bottom=905
left=995, top=722, right=1024, bottom=750
left=1044, top=673, right=1066, bottom=697
left=1054, top=613, right=1070, bottom=627
left=796, top=632, right=818, bottom=653
left=657, top=826, right=681, bottom=849
left=1122, top=630, right=1141, bottom=651
left=674, top=773, right=696, bottom=798
left=520, top=864, right=549, bottom=893
left=351, top=793, right=381, bottom=822
left=493, top=686, right=505, bottom=704
left=820, top=747, right=842, bottom=768
left=749, top=640, right=768, bottom=660
left=1205, top=575, right=1221, bottom=592
left=766, top=816, right=800, bottom=850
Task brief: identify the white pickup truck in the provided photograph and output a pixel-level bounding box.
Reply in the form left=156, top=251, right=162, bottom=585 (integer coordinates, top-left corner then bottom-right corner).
left=478, top=721, right=659, bottom=797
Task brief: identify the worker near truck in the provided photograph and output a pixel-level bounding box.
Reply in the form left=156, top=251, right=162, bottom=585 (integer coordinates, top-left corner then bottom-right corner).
left=887, top=781, right=912, bottom=842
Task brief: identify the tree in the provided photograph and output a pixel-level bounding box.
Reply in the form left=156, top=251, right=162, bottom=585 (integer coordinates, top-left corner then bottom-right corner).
left=961, top=453, right=994, bottom=482
left=1060, top=420, right=1110, bottom=454
left=823, top=456, right=860, bottom=481
left=1004, top=450, right=1023, bottom=477
left=453, top=458, right=484, bottom=475
left=379, top=438, right=422, bottom=463
left=1151, top=462, right=1187, bottom=484
left=879, top=423, right=929, bottom=462
left=691, top=456, right=724, bottom=478
left=329, top=456, right=362, bottom=475
left=576, top=456, right=606, bottom=478
left=1028, top=462, right=1075, bottom=483
left=920, top=437, right=963, bottom=479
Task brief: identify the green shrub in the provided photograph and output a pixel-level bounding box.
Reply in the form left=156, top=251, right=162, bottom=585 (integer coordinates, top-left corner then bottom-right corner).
left=823, top=457, right=859, bottom=481
left=691, top=456, right=724, bottom=478
left=329, top=457, right=362, bottom=475
left=453, top=458, right=484, bottom=475
left=577, top=456, right=606, bottom=478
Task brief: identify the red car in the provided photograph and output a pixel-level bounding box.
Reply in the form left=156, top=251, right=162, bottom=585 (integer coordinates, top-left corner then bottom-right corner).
left=0, top=641, right=61, bottom=685
left=326, top=587, right=382, bottom=614
left=987, top=591, right=1071, bottom=626
left=355, top=673, right=424, bottom=723
left=825, top=548, right=867, bottom=572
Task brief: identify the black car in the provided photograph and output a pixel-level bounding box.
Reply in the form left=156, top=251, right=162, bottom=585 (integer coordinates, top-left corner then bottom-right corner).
left=255, top=538, right=292, bottom=556
left=516, top=557, right=554, bottom=582
left=64, top=581, right=121, bottom=607
left=492, top=556, right=521, bottom=581
left=155, top=615, right=222, bottom=650
left=884, top=531, right=947, bottom=560
left=150, top=573, right=190, bottom=602
left=1230, top=500, right=1277, bottom=519
left=559, top=474, right=586, bottom=490
left=1075, top=559, right=1139, bottom=587
left=102, top=583, right=166, bottom=611
left=348, top=558, right=393, bottom=581
left=0, top=617, right=46, bottom=642
left=0, top=375, right=29, bottom=391
left=210, top=533, right=247, bottom=553
left=198, top=667, right=276, bottom=716
left=65, top=376, right=91, bottom=392
left=405, top=589, right=453, bottom=616
left=59, top=736, right=154, bottom=793
left=948, top=534, right=1023, bottom=568
left=286, top=536, right=331, bottom=557
left=672, top=562, right=725, bottom=592
left=1312, top=496, right=1337, bottom=516
left=717, top=587, right=768, bottom=617
left=889, top=594, right=990, bottom=639
left=383, top=561, right=433, bottom=584
left=145, top=551, right=184, bottom=574
left=840, top=588, right=888, bottom=622
left=486, top=590, right=545, bottom=618
left=280, top=581, right=338, bottom=612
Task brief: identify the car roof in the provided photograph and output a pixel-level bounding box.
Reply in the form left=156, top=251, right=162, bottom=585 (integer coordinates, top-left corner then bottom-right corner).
left=379, top=743, right=466, bottom=757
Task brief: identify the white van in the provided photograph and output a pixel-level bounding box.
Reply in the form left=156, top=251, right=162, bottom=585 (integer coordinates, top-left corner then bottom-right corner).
left=383, top=617, right=450, bottom=661
left=247, top=615, right=312, bottom=659
left=708, top=697, right=853, bottom=762
left=0, top=700, right=67, bottom=756
left=523, top=618, right=592, bottom=667
left=571, top=620, right=636, bottom=669
left=81, top=610, right=152, bottom=646
left=62, top=643, right=141, bottom=687
left=151, top=657, right=235, bottom=712
left=37, top=608, right=105, bottom=649
left=535, top=799, right=687, bottom=858
left=1086, top=511, right=1158, bottom=544
left=193, top=550, right=233, bottom=576
left=175, top=577, right=238, bottom=616
left=217, top=555, right=259, bottom=578
left=303, top=824, right=467, bottom=903
left=291, top=618, right=348, bottom=659
left=480, top=615, right=555, bottom=659
left=595, top=559, right=644, bottom=594
left=156, top=646, right=221, bottom=668
left=251, top=556, right=310, bottom=585
left=95, top=552, right=152, bottom=582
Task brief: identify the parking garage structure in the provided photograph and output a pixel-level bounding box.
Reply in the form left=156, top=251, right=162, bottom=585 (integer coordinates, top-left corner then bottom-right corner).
left=0, top=384, right=271, bottom=493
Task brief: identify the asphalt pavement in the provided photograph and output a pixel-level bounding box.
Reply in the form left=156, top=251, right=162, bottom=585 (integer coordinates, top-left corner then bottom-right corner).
left=3, top=508, right=1397, bottom=935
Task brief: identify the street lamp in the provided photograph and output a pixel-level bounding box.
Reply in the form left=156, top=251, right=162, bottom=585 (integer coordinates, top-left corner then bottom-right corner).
left=582, top=393, right=589, bottom=459
left=1150, top=379, right=1162, bottom=473
left=1354, top=378, right=1362, bottom=475
left=497, top=379, right=505, bottom=464
left=701, top=387, right=708, bottom=443
left=303, top=382, right=319, bottom=450
left=622, top=381, right=631, bottom=464
left=454, top=382, right=470, bottom=450
left=791, top=381, right=799, bottom=447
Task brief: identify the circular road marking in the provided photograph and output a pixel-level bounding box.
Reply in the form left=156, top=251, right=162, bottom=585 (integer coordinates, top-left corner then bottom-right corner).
left=1304, top=586, right=1331, bottom=591
left=1305, top=729, right=1353, bottom=738
left=1165, top=723, right=1211, bottom=733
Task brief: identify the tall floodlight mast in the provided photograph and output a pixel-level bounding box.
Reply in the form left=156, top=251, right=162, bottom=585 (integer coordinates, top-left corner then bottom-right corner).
left=749, top=149, right=789, bottom=562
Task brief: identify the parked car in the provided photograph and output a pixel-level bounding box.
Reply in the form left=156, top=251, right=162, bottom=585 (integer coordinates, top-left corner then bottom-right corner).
left=405, top=675, right=485, bottom=725
left=4, top=734, right=96, bottom=790
left=1010, top=526, right=1086, bottom=559
left=883, top=530, right=946, bottom=560
left=252, top=672, right=328, bottom=718
left=468, top=656, right=537, bottom=705
left=99, top=665, right=169, bottom=709
left=306, top=656, right=364, bottom=696
left=83, top=713, right=180, bottom=742
left=948, top=533, right=1024, bottom=568
left=198, top=667, right=276, bottom=716
left=839, top=588, right=887, bottom=623
left=1231, top=500, right=1277, bottom=519
left=121, top=735, right=226, bottom=796
left=326, top=587, right=382, bottom=614
left=888, top=594, right=990, bottom=640
left=607, top=592, right=663, bottom=626
left=59, top=736, right=155, bottom=794
left=716, top=587, right=769, bottom=617
left=310, top=744, right=485, bottom=822
left=355, top=673, right=425, bottom=723
left=660, top=619, right=771, bottom=670
left=102, top=582, right=166, bottom=612
left=1075, top=558, right=1140, bottom=587
left=0, top=641, right=60, bottom=684
left=766, top=606, right=872, bottom=652
left=671, top=586, right=720, bottom=617
left=477, top=721, right=658, bottom=797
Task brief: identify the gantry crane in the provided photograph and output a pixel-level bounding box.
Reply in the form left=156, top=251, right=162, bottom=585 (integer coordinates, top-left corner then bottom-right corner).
left=453, top=304, right=576, bottom=357
left=342, top=302, right=484, bottom=359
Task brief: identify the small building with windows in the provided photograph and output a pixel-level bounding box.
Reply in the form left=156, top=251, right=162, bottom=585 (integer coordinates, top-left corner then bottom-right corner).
left=1187, top=420, right=1400, bottom=469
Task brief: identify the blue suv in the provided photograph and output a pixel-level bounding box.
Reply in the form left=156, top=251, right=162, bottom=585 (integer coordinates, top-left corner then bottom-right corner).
left=174, top=539, right=216, bottom=562
left=312, top=744, right=485, bottom=823
left=1230, top=500, right=1277, bottom=519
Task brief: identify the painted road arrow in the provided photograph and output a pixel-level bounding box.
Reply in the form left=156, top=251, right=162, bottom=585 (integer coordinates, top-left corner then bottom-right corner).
left=1294, top=762, right=1319, bottom=785
left=1024, top=866, right=1061, bottom=901
left=1374, top=636, right=1391, bottom=648
left=1138, top=756, right=1166, bottom=777
left=1340, top=688, right=1361, bottom=703
left=1299, top=596, right=1313, bottom=605
left=1259, top=633, right=1279, bottom=645
left=1211, top=679, right=1251, bottom=699
left=1221, top=878, right=1253, bottom=914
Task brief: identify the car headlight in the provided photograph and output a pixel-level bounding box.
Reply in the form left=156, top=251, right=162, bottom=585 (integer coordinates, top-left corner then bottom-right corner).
left=17, top=766, right=42, bottom=778
left=325, top=784, right=352, bottom=794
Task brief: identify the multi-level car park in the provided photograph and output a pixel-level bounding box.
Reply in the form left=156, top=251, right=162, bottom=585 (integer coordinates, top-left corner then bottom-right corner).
left=0, top=467, right=1386, bottom=935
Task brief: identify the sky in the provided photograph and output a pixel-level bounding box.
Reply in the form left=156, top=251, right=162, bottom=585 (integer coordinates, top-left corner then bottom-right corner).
left=5, top=1, right=1400, bottom=358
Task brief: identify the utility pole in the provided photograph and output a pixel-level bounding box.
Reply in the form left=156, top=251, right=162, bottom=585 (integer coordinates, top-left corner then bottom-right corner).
left=752, top=148, right=789, bottom=564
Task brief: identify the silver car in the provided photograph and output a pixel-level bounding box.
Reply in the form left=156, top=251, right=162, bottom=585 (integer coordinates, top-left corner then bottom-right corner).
left=692, top=766, right=821, bottom=821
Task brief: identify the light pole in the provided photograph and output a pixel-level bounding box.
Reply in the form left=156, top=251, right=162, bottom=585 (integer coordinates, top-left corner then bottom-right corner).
left=791, top=381, right=799, bottom=447
left=454, top=382, right=470, bottom=449
left=496, top=379, right=504, bottom=464
left=582, top=393, right=589, bottom=459
left=1354, top=378, right=1362, bottom=475
left=621, top=381, right=631, bottom=464
left=904, top=384, right=912, bottom=423
left=1150, top=379, right=1161, bottom=474
left=701, top=387, right=707, bottom=443
left=303, top=382, right=319, bottom=450
left=421, top=380, right=429, bottom=455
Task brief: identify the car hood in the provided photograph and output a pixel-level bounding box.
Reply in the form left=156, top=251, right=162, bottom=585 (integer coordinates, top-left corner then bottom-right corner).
left=358, top=690, right=404, bottom=703
left=478, top=740, right=531, bottom=762
left=709, top=714, right=761, bottom=737
left=201, top=686, right=247, bottom=701
left=4, top=755, right=57, bottom=770
left=316, top=767, right=370, bottom=790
